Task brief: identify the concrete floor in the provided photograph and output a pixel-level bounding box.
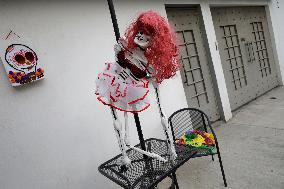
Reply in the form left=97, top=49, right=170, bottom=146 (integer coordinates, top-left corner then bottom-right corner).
left=159, top=86, right=284, bottom=189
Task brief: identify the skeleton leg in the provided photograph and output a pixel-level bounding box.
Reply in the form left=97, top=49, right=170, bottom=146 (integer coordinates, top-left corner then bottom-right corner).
left=154, top=85, right=177, bottom=160
left=124, top=112, right=167, bottom=162
left=124, top=112, right=130, bottom=146
left=111, top=109, right=131, bottom=165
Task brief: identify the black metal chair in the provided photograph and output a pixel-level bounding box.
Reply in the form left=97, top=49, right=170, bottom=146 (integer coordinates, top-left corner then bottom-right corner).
left=168, top=108, right=227, bottom=187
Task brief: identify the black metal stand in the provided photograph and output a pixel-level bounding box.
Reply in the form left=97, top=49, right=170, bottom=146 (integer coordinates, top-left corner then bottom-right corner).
left=98, top=138, right=197, bottom=189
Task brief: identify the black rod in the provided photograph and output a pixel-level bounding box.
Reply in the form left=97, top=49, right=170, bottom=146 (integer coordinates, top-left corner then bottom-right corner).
left=107, top=0, right=120, bottom=41
left=111, top=107, right=116, bottom=120
left=107, top=0, right=120, bottom=120
left=155, top=87, right=164, bottom=117
left=106, top=0, right=147, bottom=152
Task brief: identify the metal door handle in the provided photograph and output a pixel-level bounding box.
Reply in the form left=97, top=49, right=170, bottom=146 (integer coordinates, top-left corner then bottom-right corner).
left=244, top=42, right=251, bottom=62
left=249, top=42, right=255, bottom=61
left=244, top=42, right=255, bottom=63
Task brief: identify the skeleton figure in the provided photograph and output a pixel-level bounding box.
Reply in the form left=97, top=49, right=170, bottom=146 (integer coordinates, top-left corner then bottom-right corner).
left=96, top=11, right=180, bottom=165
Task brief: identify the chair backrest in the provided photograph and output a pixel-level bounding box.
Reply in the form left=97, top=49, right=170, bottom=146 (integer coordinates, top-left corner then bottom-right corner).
left=168, top=108, right=211, bottom=140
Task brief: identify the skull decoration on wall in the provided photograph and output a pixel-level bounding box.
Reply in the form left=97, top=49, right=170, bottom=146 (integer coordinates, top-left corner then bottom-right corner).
left=0, top=40, right=44, bottom=86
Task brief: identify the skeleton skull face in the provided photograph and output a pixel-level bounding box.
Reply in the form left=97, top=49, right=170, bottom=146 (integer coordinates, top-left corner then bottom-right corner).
left=134, top=31, right=151, bottom=48
left=5, top=44, right=37, bottom=72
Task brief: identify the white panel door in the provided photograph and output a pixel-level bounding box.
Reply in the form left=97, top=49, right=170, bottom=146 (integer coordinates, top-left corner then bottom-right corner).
left=167, top=7, right=220, bottom=121
left=212, top=6, right=279, bottom=110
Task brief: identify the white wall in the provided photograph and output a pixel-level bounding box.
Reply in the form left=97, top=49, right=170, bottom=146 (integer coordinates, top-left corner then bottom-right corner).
left=0, top=1, right=187, bottom=189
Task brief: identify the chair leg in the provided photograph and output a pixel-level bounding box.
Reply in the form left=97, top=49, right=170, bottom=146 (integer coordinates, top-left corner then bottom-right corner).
left=172, top=172, right=180, bottom=189
left=216, top=148, right=227, bottom=187
left=211, top=154, right=214, bottom=161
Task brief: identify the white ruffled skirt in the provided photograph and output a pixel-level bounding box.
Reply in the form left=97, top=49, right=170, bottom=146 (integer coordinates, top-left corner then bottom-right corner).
left=95, top=62, right=150, bottom=112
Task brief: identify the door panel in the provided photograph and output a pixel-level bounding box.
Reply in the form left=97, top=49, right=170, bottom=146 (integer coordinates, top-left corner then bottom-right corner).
left=212, top=7, right=279, bottom=111
left=166, top=7, right=220, bottom=121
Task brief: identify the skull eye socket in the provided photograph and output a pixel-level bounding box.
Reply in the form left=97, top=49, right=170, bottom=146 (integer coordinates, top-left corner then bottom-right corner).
left=15, top=54, right=25, bottom=64
left=25, top=52, right=34, bottom=62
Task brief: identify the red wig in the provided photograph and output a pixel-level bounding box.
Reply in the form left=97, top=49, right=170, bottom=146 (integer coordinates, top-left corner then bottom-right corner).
left=125, top=10, right=181, bottom=83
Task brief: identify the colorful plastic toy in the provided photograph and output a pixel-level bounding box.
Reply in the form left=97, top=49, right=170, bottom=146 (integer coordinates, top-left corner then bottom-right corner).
left=177, top=130, right=216, bottom=153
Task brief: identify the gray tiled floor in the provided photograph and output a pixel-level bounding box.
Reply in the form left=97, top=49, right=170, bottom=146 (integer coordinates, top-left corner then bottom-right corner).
left=159, top=86, right=284, bottom=189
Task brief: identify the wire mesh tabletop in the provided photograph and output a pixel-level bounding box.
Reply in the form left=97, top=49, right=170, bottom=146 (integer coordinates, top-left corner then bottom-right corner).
left=98, top=138, right=197, bottom=189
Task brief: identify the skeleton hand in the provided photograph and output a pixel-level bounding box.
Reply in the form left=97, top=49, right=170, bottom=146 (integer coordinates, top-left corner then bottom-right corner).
left=114, top=43, right=122, bottom=55
left=114, top=38, right=128, bottom=54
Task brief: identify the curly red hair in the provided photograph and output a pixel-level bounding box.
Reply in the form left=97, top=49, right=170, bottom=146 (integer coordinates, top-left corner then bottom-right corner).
left=125, top=10, right=181, bottom=83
